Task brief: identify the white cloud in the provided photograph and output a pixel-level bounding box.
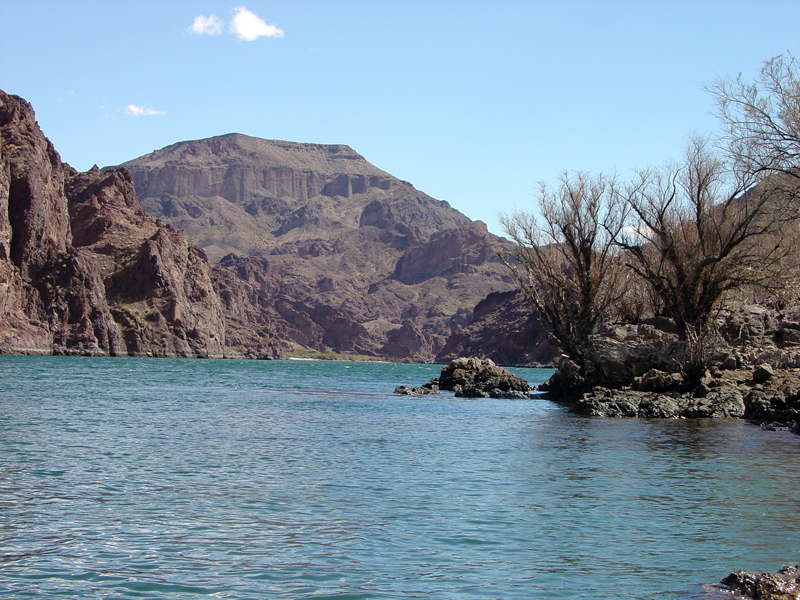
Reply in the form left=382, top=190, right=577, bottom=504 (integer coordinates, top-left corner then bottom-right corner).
left=229, top=6, right=284, bottom=41
left=125, top=104, right=167, bottom=117
left=190, top=14, right=223, bottom=35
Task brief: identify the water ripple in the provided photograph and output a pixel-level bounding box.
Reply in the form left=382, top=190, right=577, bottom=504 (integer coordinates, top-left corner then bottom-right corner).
left=1, top=356, right=798, bottom=599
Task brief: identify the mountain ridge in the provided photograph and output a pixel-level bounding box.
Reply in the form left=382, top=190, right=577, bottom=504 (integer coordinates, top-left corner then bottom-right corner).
left=0, top=89, right=543, bottom=363
left=121, top=133, right=390, bottom=175
left=119, top=131, right=523, bottom=362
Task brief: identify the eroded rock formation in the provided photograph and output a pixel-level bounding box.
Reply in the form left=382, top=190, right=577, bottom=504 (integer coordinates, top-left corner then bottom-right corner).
left=539, top=305, right=800, bottom=432
left=0, top=90, right=227, bottom=357
left=436, top=289, right=559, bottom=366
left=721, top=565, right=800, bottom=599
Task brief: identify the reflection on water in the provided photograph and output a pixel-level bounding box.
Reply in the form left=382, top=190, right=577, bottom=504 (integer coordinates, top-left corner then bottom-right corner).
left=0, top=356, right=798, bottom=599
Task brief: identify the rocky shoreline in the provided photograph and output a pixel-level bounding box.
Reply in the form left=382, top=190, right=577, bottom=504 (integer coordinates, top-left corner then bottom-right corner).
left=395, top=355, right=800, bottom=433
left=537, top=306, right=800, bottom=434
left=564, top=364, right=800, bottom=433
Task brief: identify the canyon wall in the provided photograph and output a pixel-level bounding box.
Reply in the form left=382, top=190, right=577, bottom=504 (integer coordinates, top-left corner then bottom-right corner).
left=0, top=90, right=228, bottom=357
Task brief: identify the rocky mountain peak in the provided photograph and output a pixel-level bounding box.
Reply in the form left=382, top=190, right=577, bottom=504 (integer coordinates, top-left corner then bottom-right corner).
left=1, top=91, right=71, bottom=278
left=119, top=133, right=469, bottom=261
left=123, top=133, right=388, bottom=176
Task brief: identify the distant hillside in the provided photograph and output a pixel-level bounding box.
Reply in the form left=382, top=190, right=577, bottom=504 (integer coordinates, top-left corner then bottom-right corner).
left=119, top=133, right=469, bottom=262
left=118, top=133, right=523, bottom=361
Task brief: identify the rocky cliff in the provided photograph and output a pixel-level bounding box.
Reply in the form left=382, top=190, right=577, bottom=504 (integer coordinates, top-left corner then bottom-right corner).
left=120, top=134, right=520, bottom=362
left=436, top=290, right=559, bottom=366
left=0, top=90, right=227, bottom=357
left=120, top=134, right=469, bottom=262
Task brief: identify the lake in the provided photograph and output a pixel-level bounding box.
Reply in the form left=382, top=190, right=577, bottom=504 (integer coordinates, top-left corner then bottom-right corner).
left=1, top=356, right=798, bottom=599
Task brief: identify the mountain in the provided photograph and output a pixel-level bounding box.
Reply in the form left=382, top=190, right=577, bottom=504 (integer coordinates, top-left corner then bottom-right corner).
left=119, top=134, right=521, bottom=361
left=0, top=91, right=550, bottom=364
left=121, top=134, right=469, bottom=262
left=0, top=90, right=226, bottom=357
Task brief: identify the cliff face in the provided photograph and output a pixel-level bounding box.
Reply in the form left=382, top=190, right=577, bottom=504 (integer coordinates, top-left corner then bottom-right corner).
left=436, top=290, right=559, bottom=367
left=120, top=134, right=470, bottom=262
left=0, top=90, right=226, bottom=357
left=208, top=221, right=517, bottom=362
left=122, top=134, right=520, bottom=362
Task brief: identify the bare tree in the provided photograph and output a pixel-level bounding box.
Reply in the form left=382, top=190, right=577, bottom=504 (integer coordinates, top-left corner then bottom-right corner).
left=614, top=137, right=797, bottom=377
left=709, top=53, right=800, bottom=181
left=500, top=172, right=625, bottom=372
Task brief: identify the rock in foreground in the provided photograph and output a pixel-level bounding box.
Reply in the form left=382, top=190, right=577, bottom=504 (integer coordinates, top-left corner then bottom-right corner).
left=721, top=565, right=800, bottom=599
left=394, top=383, right=440, bottom=396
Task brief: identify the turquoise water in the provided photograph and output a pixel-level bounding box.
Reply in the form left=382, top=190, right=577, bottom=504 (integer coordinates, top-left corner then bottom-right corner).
left=1, top=356, right=798, bottom=599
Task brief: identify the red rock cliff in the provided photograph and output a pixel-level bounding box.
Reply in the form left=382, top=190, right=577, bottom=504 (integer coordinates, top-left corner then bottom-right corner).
left=0, top=90, right=227, bottom=357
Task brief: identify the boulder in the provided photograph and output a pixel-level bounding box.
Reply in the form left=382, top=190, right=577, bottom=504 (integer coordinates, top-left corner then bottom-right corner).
left=438, top=357, right=530, bottom=395
left=634, top=369, right=684, bottom=392
left=394, top=384, right=440, bottom=396
left=754, top=363, right=775, bottom=383
left=721, top=565, right=800, bottom=599
left=395, top=357, right=532, bottom=399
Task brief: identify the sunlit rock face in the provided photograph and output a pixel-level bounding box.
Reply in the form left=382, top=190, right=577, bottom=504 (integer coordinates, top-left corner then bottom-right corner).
left=121, top=133, right=522, bottom=362
left=0, top=90, right=226, bottom=357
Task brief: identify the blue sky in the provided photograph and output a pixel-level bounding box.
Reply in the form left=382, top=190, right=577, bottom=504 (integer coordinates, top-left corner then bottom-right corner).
left=2, top=1, right=799, bottom=235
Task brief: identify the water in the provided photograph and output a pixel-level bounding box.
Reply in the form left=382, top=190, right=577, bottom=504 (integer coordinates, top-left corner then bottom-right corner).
left=0, top=356, right=798, bottom=599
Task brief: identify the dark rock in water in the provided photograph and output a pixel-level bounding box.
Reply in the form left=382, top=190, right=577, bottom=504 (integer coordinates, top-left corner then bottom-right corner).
left=721, top=564, right=800, bottom=599
left=394, top=383, right=440, bottom=396
left=573, top=380, right=748, bottom=419
left=536, top=307, right=800, bottom=433
left=439, top=357, right=530, bottom=395
left=566, top=366, right=800, bottom=429
left=394, top=377, right=440, bottom=396
left=396, top=357, right=531, bottom=399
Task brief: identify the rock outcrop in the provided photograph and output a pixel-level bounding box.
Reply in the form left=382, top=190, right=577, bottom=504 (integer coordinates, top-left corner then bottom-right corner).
left=0, top=90, right=227, bottom=357
left=397, top=357, right=532, bottom=399
left=538, top=306, right=800, bottom=431
left=721, top=565, right=800, bottom=599
left=436, top=289, right=559, bottom=366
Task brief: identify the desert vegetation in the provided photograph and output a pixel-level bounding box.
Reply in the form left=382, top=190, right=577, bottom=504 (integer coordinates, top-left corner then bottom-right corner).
left=502, top=55, right=800, bottom=388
